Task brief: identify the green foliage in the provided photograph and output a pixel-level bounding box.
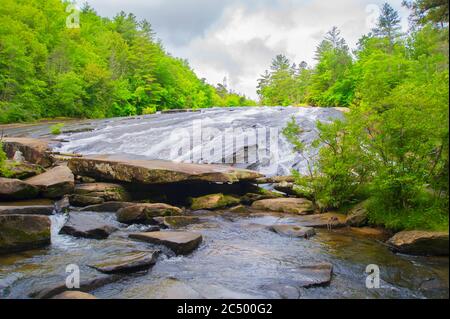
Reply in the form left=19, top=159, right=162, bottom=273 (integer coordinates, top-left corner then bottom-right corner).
left=0, top=0, right=254, bottom=123
left=142, top=106, right=157, bottom=115
left=50, top=123, right=64, bottom=135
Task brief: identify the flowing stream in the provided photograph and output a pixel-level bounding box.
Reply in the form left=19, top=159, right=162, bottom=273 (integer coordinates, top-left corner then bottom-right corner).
left=0, top=107, right=448, bottom=299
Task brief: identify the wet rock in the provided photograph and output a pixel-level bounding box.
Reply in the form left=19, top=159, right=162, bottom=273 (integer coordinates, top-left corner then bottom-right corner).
left=251, top=198, right=314, bottom=215
left=0, top=205, right=54, bottom=216
left=69, top=194, right=104, bottom=207
left=2, top=137, right=53, bottom=167
left=296, top=212, right=347, bottom=229
left=129, top=231, right=203, bottom=255
left=74, top=183, right=130, bottom=202
left=346, top=201, right=369, bottom=227
left=79, top=201, right=135, bottom=212
left=228, top=205, right=250, bottom=214
left=25, top=166, right=75, bottom=199
left=274, top=182, right=298, bottom=196
left=240, top=191, right=283, bottom=205
left=117, top=203, right=183, bottom=225
left=387, top=231, right=449, bottom=256
left=255, top=176, right=295, bottom=184
left=162, top=216, right=201, bottom=228
left=59, top=213, right=118, bottom=239
left=54, top=196, right=70, bottom=213
left=52, top=291, right=97, bottom=299
left=0, top=215, right=51, bottom=255
left=3, top=160, right=45, bottom=179
left=0, top=177, right=39, bottom=200
left=76, top=175, right=96, bottom=183
left=68, top=156, right=263, bottom=184
left=349, top=227, right=390, bottom=239
left=269, top=225, right=316, bottom=238
left=190, top=193, right=240, bottom=210
left=292, top=263, right=333, bottom=288
left=88, top=250, right=160, bottom=274
left=264, top=284, right=300, bottom=299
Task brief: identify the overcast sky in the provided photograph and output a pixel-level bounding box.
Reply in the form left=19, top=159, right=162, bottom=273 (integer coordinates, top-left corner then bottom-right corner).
left=78, top=0, right=410, bottom=99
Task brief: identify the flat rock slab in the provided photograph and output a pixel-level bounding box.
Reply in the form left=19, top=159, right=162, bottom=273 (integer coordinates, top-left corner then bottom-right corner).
left=295, top=213, right=347, bottom=229
left=270, top=225, right=316, bottom=238
left=0, top=215, right=51, bottom=255
left=74, top=183, right=130, bottom=202
left=79, top=201, right=135, bottom=212
left=117, top=203, right=183, bottom=225
left=129, top=231, right=203, bottom=255
left=88, top=250, right=160, bottom=274
left=25, top=166, right=74, bottom=199
left=52, top=291, right=97, bottom=299
left=68, top=156, right=263, bottom=184
left=190, top=193, right=240, bottom=210
left=161, top=216, right=201, bottom=228
left=0, top=205, right=54, bottom=216
left=251, top=198, right=314, bottom=215
left=0, top=177, right=38, bottom=200
left=59, top=213, right=118, bottom=239
left=69, top=194, right=104, bottom=207
left=387, top=231, right=449, bottom=256
left=2, top=137, right=53, bottom=167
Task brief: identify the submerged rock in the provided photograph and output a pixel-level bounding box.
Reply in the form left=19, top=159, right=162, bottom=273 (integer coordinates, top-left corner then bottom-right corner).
left=295, top=212, right=347, bottom=229
left=346, top=201, right=369, bottom=227
left=117, top=203, right=183, bottom=225
left=2, top=137, right=53, bottom=168
left=52, top=291, right=97, bottom=299
left=129, top=231, right=203, bottom=255
left=25, top=166, right=75, bottom=199
left=59, top=213, right=118, bottom=239
left=74, top=182, right=130, bottom=202
left=251, top=198, right=314, bottom=215
left=387, top=231, right=449, bottom=256
left=88, top=250, right=160, bottom=274
left=68, top=156, right=263, bottom=184
left=269, top=225, right=316, bottom=238
left=190, top=193, right=240, bottom=210
left=0, top=177, right=39, bottom=200
left=0, top=215, right=51, bottom=254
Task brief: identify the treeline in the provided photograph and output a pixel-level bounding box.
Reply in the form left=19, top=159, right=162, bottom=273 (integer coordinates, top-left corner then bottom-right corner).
left=0, top=0, right=255, bottom=123
left=282, top=1, right=449, bottom=231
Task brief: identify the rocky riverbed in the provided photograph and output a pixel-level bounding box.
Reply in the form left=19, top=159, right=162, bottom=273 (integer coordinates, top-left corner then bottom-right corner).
left=1, top=107, right=448, bottom=299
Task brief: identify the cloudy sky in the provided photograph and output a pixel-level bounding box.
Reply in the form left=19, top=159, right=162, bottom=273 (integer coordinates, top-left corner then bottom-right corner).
left=78, top=0, right=410, bottom=99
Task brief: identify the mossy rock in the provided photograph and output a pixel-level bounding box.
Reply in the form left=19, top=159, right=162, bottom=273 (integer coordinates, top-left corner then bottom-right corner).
left=190, top=193, right=240, bottom=210
left=117, top=203, right=183, bottom=225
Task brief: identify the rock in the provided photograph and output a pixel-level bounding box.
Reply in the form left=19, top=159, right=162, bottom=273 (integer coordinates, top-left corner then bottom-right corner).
left=2, top=137, right=53, bottom=167
left=76, top=175, right=96, bottom=183
left=0, top=215, right=51, bottom=255
left=88, top=250, right=160, bottom=274
left=387, top=231, right=449, bottom=256
left=190, top=193, right=240, bottom=210
left=251, top=198, right=314, bottom=215
left=228, top=205, right=250, bottom=214
left=295, top=212, right=347, bottom=229
left=79, top=201, right=135, bottom=212
left=117, top=203, right=183, bottom=225
left=240, top=191, right=283, bottom=205
left=255, top=176, right=295, bottom=184
left=3, top=160, right=45, bottom=179
left=0, top=177, right=39, bottom=200
left=59, top=213, right=118, bottom=239
left=68, top=156, right=263, bottom=184
left=162, top=216, right=201, bottom=228
left=52, top=291, right=97, bottom=299
left=69, top=194, right=104, bottom=207
left=74, top=183, right=130, bottom=202
left=349, top=227, right=390, bottom=239
left=293, top=263, right=334, bottom=288
left=0, top=205, right=54, bottom=216
left=129, top=231, right=203, bottom=255
left=54, top=196, right=70, bottom=213
left=346, top=201, right=369, bottom=227
left=269, top=225, right=316, bottom=238
left=25, top=166, right=75, bottom=199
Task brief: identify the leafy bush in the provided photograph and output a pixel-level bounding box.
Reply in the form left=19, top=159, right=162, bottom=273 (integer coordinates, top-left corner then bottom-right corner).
left=50, top=123, right=65, bottom=135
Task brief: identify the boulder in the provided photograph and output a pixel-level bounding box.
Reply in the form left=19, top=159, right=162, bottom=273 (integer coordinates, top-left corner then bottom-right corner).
left=129, top=231, right=203, bottom=255
left=387, top=231, right=449, bottom=256
left=269, top=225, right=316, bottom=238
left=0, top=177, right=39, bottom=200
left=240, top=191, right=283, bottom=205
left=69, top=194, right=104, bottom=207
left=68, top=156, right=263, bottom=184
left=25, top=166, right=75, bottom=199
left=74, top=183, right=130, bottom=202
left=295, top=212, right=347, bottom=229
left=88, top=250, right=160, bottom=274
left=190, top=193, right=240, bottom=210
left=2, top=137, right=53, bottom=167
left=346, top=201, right=369, bottom=227
left=59, top=213, right=118, bottom=239
left=3, top=160, right=45, bottom=179
left=161, top=216, right=201, bottom=228
left=251, top=198, right=314, bottom=215
left=0, top=215, right=51, bottom=254
left=228, top=205, right=250, bottom=214
left=79, top=201, right=135, bottom=212
left=0, top=205, right=54, bottom=216
left=117, top=203, right=183, bottom=225
left=52, top=291, right=97, bottom=299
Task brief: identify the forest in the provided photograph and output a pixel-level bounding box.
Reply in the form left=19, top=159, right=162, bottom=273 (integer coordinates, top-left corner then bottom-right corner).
left=0, top=0, right=255, bottom=123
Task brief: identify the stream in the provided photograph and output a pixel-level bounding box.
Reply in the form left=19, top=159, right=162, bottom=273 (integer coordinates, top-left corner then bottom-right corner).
left=0, top=107, right=448, bottom=299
